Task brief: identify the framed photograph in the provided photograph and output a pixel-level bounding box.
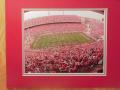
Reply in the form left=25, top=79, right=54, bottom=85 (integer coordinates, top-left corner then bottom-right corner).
left=6, top=0, right=120, bottom=88
left=22, top=9, right=107, bottom=76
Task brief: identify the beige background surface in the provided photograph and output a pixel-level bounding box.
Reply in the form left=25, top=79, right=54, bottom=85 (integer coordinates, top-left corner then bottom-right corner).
left=0, top=0, right=119, bottom=90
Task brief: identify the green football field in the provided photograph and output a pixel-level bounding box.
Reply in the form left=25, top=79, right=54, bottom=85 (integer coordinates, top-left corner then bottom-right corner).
left=31, top=32, right=93, bottom=49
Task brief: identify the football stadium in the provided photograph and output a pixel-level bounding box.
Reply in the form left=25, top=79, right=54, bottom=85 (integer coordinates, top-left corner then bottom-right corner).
left=23, top=10, right=105, bottom=75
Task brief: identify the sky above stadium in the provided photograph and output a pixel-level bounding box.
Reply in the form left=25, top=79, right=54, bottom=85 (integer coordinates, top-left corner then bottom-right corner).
left=24, top=10, right=104, bottom=21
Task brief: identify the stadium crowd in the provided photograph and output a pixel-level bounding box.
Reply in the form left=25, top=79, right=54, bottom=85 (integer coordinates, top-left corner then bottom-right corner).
left=25, top=41, right=103, bottom=73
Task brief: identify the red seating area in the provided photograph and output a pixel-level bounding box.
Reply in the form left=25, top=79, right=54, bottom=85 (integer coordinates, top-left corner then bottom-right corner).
left=88, top=19, right=104, bottom=38
left=24, top=15, right=83, bottom=29
left=24, top=23, right=86, bottom=38
left=25, top=41, right=103, bottom=73
left=24, top=15, right=104, bottom=42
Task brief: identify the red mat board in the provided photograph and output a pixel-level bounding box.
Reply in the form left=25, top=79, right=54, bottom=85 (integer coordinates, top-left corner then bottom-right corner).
left=6, top=0, right=120, bottom=88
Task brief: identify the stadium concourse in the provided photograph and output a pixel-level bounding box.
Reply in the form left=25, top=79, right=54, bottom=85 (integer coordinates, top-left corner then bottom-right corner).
left=24, top=14, right=104, bottom=74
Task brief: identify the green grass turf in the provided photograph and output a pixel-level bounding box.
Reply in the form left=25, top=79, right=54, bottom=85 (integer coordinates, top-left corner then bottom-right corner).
left=31, top=32, right=93, bottom=49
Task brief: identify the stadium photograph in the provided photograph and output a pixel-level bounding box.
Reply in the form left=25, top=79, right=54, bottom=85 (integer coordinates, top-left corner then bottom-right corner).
left=22, top=9, right=107, bottom=76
